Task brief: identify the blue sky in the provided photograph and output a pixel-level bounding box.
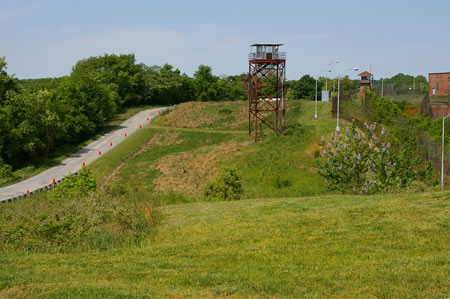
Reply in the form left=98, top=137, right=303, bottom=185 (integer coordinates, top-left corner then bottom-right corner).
left=1, top=0, right=449, bottom=80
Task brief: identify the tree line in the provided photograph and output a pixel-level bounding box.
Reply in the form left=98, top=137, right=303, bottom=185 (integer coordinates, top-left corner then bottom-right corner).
left=0, top=53, right=430, bottom=178
left=287, top=73, right=429, bottom=100
left=287, top=75, right=359, bottom=100
left=0, top=54, right=247, bottom=176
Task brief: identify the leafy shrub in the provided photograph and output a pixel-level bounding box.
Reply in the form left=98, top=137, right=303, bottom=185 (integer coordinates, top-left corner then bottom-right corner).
left=317, top=121, right=432, bottom=194
left=204, top=167, right=243, bottom=201
left=52, top=167, right=96, bottom=200
left=367, top=91, right=401, bottom=125
left=0, top=162, right=14, bottom=182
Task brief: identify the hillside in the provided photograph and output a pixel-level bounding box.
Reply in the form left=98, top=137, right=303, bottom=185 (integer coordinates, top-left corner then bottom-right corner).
left=1, top=191, right=448, bottom=297
left=87, top=100, right=335, bottom=204
left=1, top=100, right=448, bottom=297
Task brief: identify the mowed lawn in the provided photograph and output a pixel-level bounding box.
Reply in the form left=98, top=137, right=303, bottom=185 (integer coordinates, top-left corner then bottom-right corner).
left=0, top=191, right=448, bottom=297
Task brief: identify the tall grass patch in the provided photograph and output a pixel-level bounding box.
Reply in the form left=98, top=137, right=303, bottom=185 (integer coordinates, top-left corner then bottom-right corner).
left=0, top=172, right=152, bottom=253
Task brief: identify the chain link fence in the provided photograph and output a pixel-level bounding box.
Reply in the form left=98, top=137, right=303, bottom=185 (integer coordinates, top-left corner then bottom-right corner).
left=332, top=91, right=450, bottom=177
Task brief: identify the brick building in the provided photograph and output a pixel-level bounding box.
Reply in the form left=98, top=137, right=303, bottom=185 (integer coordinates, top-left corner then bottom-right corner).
left=429, top=72, right=450, bottom=95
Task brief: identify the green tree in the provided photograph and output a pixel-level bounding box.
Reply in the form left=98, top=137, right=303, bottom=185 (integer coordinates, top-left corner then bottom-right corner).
left=194, top=65, right=220, bottom=101
left=338, top=75, right=359, bottom=97
left=0, top=57, right=17, bottom=105
left=291, top=75, right=321, bottom=100
left=55, top=73, right=118, bottom=140
left=71, top=54, right=145, bottom=107
left=141, top=64, right=195, bottom=105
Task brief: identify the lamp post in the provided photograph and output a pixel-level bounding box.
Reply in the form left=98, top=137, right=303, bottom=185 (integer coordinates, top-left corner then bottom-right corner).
left=325, top=61, right=339, bottom=91
left=336, top=67, right=359, bottom=132
left=442, top=114, right=450, bottom=191
left=315, top=69, right=332, bottom=120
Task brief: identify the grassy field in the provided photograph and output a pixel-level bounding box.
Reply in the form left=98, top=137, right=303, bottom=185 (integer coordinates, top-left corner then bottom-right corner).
left=2, top=100, right=448, bottom=297
left=0, top=191, right=448, bottom=297
left=2, top=105, right=159, bottom=187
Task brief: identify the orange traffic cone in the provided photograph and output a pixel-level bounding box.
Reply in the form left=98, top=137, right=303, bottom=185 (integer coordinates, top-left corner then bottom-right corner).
left=83, top=161, right=86, bottom=167
left=139, top=124, right=141, bottom=128
left=158, top=110, right=160, bottom=114
left=146, top=116, right=149, bottom=121
left=99, top=151, right=101, bottom=156
left=53, top=177, right=56, bottom=184
left=124, top=132, right=127, bottom=137
left=110, top=141, right=112, bottom=146
left=27, top=188, right=29, bottom=194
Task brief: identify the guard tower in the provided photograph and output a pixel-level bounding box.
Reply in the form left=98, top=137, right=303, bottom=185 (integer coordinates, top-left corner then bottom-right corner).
left=248, top=43, right=286, bottom=142
left=357, top=71, right=373, bottom=98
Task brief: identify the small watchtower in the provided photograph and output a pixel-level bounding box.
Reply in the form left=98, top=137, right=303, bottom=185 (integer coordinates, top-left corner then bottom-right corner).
left=357, top=71, right=373, bottom=98
left=248, top=43, right=286, bottom=142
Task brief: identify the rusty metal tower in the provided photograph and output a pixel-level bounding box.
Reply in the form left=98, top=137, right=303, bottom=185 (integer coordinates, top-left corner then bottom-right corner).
left=248, top=43, right=286, bottom=142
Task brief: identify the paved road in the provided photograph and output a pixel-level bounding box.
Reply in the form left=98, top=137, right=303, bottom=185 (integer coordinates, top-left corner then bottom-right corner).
left=0, top=107, right=167, bottom=202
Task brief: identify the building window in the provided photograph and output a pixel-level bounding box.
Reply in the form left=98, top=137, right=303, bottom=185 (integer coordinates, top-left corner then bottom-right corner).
left=436, top=77, right=439, bottom=90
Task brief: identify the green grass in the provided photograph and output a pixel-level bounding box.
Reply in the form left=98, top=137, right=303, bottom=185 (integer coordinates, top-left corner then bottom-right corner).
left=2, top=105, right=159, bottom=187
left=0, top=191, right=448, bottom=297
left=1, top=100, right=449, bottom=297
left=88, top=100, right=339, bottom=202
left=230, top=100, right=337, bottom=198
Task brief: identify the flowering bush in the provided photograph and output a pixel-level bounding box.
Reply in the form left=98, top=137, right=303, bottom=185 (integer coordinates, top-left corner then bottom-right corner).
left=317, top=121, right=431, bottom=194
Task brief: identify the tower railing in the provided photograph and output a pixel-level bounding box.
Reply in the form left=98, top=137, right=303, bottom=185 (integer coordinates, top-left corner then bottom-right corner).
left=248, top=52, right=286, bottom=60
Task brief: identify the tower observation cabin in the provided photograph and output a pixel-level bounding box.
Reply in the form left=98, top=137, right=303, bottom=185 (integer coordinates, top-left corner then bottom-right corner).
left=248, top=43, right=286, bottom=142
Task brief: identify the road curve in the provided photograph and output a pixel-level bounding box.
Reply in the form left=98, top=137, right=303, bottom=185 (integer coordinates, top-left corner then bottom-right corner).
left=0, top=107, right=167, bottom=202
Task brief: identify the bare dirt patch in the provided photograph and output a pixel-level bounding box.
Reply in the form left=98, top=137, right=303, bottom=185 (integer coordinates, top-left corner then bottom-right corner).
left=151, top=141, right=248, bottom=196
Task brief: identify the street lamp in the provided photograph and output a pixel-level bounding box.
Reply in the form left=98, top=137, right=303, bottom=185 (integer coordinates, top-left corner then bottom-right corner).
left=325, top=61, right=339, bottom=91
left=442, top=114, right=450, bottom=191
left=381, top=72, right=391, bottom=97
left=315, top=69, right=332, bottom=120
left=336, top=67, right=359, bottom=132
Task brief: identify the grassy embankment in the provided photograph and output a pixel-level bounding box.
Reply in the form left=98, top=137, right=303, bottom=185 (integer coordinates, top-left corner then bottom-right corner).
left=0, top=191, right=448, bottom=297
left=87, top=100, right=335, bottom=204
left=3, top=105, right=159, bottom=187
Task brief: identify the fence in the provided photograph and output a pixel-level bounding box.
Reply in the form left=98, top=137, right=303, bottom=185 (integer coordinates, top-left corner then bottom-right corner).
left=332, top=91, right=450, bottom=176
